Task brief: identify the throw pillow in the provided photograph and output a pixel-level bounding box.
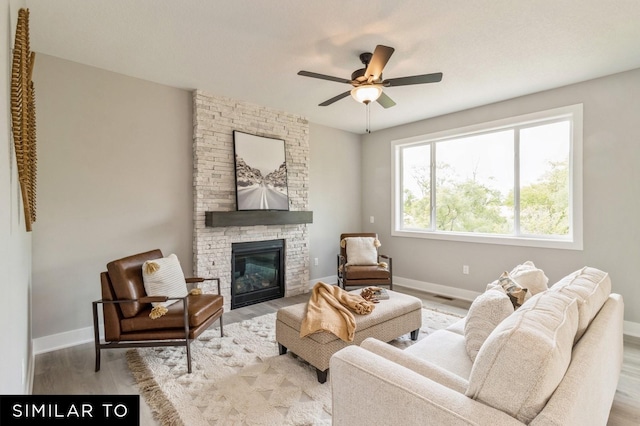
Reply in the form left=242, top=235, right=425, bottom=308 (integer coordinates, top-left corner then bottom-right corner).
left=344, top=237, right=378, bottom=266
left=464, top=289, right=514, bottom=362
left=466, top=291, right=579, bottom=423
left=510, top=261, right=549, bottom=296
left=498, top=271, right=528, bottom=308
left=142, top=254, right=189, bottom=317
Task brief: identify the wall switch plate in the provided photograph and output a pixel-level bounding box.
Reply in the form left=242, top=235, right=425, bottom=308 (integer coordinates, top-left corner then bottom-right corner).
left=463, top=265, right=470, bottom=275
left=314, top=258, right=319, bottom=266
left=370, top=216, right=375, bottom=223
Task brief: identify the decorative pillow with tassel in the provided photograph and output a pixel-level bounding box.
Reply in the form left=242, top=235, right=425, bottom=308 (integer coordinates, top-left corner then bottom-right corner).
left=141, top=254, right=189, bottom=319
left=343, top=237, right=380, bottom=266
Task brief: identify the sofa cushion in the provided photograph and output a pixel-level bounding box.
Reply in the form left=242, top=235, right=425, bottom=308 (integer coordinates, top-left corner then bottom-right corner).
left=466, top=291, right=579, bottom=424
left=510, top=261, right=549, bottom=296
left=405, top=329, right=474, bottom=380
left=548, top=266, right=611, bottom=342
left=344, top=237, right=378, bottom=265
left=361, top=338, right=469, bottom=393
left=141, top=253, right=188, bottom=309
left=464, top=289, right=514, bottom=362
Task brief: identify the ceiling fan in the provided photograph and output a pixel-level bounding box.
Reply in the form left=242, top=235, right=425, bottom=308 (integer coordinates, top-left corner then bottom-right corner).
left=298, top=45, right=443, bottom=108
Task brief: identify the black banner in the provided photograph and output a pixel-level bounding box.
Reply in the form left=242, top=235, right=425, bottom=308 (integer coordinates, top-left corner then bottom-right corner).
left=0, top=395, right=139, bottom=425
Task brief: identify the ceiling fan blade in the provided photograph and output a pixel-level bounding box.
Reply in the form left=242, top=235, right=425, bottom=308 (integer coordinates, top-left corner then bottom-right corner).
left=376, top=92, right=396, bottom=109
left=319, top=91, right=351, bottom=106
left=384, top=72, right=443, bottom=87
left=298, top=70, right=351, bottom=84
left=365, top=45, right=395, bottom=81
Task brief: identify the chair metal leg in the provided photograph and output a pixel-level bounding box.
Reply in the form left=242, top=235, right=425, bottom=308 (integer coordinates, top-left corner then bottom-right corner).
left=95, top=347, right=101, bottom=372
left=92, top=301, right=101, bottom=372
left=186, top=340, right=192, bottom=373
left=219, top=316, right=224, bottom=337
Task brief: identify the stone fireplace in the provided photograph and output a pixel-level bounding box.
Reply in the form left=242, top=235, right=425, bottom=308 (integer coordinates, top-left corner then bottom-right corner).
left=192, top=91, right=310, bottom=311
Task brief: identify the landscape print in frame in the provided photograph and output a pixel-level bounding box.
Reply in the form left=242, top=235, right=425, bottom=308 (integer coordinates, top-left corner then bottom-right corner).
left=233, top=131, right=289, bottom=211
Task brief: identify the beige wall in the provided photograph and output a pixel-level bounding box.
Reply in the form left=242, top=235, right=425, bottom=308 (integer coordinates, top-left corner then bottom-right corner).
left=309, top=123, right=362, bottom=279
left=1, top=2, right=33, bottom=393
left=361, top=68, right=640, bottom=323
left=31, top=54, right=193, bottom=339
left=29, top=55, right=363, bottom=345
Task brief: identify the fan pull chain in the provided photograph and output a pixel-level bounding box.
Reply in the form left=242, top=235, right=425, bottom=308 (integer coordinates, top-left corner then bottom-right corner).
left=366, top=102, right=371, bottom=134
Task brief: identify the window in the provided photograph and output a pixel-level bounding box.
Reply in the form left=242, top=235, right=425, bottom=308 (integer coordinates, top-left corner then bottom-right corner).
left=392, top=104, right=583, bottom=250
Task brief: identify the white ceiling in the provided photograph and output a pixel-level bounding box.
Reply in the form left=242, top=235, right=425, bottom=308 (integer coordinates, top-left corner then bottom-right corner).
left=21, top=0, right=640, bottom=134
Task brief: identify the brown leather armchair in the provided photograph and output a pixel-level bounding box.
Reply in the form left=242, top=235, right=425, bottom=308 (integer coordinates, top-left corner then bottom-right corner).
left=93, top=249, right=223, bottom=373
left=337, top=233, right=393, bottom=290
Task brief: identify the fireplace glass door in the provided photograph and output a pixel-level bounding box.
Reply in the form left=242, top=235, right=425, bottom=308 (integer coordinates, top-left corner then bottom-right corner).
left=231, top=239, right=284, bottom=309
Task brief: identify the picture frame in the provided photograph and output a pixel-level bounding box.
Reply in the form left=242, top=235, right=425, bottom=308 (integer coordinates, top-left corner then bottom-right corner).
left=233, top=131, right=289, bottom=211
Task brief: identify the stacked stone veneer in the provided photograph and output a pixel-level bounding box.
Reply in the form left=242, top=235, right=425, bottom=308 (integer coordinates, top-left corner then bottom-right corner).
left=193, top=90, right=310, bottom=310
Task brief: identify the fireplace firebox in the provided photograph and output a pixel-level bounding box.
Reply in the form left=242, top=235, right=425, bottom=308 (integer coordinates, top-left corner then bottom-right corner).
left=231, top=239, right=285, bottom=309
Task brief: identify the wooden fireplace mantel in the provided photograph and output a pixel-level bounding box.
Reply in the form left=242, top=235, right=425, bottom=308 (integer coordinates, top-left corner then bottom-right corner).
left=205, top=211, right=313, bottom=227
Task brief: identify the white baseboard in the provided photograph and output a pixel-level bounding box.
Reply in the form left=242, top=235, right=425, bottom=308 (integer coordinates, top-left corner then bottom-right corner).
left=33, top=326, right=99, bottom=355
left=624, top=320, right=640, bottom=338
left=394, top=276, right=481, bottom=302
left=309, top=275, right=337, bottom=287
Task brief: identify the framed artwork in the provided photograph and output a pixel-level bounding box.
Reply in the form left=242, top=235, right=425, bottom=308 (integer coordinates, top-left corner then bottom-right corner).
left=233, top=131, right=289, bottom=211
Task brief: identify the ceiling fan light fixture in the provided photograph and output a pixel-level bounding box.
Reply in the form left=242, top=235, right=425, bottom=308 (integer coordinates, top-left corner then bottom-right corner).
left=350, top=85, right=382, bottom=104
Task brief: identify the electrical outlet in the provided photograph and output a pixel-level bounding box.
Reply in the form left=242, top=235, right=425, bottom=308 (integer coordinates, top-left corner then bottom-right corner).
left=462, top=265, right=470, bottom=275
left=314, top=258, right=319, bottom=266
left=370, top=216, right=375, bottom=223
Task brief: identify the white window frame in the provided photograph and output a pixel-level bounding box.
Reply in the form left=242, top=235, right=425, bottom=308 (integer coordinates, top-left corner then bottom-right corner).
left=391, top=104, right=583, bottom=250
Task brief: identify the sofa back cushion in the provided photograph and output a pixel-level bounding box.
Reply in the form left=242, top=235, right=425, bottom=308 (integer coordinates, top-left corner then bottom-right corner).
left=466, top=291, right=579, bottom=424
left=547, top=266, right=611, bottom=342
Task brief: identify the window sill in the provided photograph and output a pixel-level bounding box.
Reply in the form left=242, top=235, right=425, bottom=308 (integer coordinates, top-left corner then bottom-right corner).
left=391, top=229, right=583, bottom=250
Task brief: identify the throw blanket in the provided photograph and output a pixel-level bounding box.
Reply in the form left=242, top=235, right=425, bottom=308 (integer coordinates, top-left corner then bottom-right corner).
left=300, top=282, right=375, bottom=342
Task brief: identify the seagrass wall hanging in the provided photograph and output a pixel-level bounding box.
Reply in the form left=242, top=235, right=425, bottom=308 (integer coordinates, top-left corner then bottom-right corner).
left=10, top=8, right=37, bottom=231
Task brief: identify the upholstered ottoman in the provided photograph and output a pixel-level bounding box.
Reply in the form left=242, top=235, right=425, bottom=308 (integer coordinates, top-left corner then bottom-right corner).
left=276, top=289, right=422, bottom=383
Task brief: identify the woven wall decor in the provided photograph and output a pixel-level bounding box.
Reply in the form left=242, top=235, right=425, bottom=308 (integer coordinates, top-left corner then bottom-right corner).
left=10, top=8, right=37, bottom=231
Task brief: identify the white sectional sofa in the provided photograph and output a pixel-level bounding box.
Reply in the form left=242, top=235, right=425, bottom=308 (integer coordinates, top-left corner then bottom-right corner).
left=331, top=267, right=624, bottom=425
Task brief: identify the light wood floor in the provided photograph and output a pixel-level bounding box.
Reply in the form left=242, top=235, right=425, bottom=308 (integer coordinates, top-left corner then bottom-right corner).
left=33, top=286, right=640, bottom=425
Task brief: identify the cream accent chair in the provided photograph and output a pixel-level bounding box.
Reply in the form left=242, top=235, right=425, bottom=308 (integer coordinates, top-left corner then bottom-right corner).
left=331, top=267, right=624, bottom=425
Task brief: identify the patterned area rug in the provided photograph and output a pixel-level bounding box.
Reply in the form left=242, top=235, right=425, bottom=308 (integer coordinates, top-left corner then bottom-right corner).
left=127, top=307, right=463, bottom=425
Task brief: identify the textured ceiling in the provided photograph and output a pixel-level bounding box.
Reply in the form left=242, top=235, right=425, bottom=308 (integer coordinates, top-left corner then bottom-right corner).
left=20, top=0, right=640, bottom=134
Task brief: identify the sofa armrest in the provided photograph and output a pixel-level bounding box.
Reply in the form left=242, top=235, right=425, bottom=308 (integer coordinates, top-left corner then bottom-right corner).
left=330, top=346, right=523, bottom=426
left=360, top=338, right=468, bottom=393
